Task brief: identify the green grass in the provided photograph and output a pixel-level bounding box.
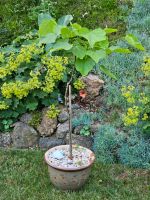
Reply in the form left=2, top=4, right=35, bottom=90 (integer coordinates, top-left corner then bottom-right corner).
left=0, top=150, right=150, bottom=200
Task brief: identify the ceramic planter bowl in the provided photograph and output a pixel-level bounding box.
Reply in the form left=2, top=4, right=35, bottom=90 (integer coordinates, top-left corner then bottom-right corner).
left=45, top=145, right=95, bottom=190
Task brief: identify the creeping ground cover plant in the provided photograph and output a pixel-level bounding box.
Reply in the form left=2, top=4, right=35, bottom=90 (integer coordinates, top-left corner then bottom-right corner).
left=0, top=13, right=144, bottom=131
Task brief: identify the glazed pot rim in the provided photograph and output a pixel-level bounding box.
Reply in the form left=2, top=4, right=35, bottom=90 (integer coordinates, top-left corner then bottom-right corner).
left=44, top=144, right=95, bottom=171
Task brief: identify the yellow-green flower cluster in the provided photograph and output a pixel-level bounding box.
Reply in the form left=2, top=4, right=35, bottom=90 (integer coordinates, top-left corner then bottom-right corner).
left=0, top=101, right=9, bottom=110
left=123, top=106, right=140, bottom=126
left=42, top=56, right=68, bottom=93
left=0, top=44, right=43, bottom=79
left=139, top=93, right=149, bottom=104
left=142, top=113, right=148, bottom=121
left=142, top=56, right=150, bottom=76
left=1, top=71, right=41, bottom=99
left=46, top=104, right=60, bottom=119
left=73, top=79, right=85, bottom=90
left=121, top=85, right=135, bottom=103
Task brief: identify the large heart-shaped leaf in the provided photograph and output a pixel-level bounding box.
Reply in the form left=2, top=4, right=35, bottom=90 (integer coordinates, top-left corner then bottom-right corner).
left=81, top=28, right=106, bottom=48
left=86, top=50, right=106, bottom=63
left=38, top=13, right=52, bottom=26
left=61, top=27, right=76, bottom=38
left=51, top=39, right=73, bottom=51
left=125, top=34, right=145, bottom=51
left=71, top=45, right=86, bottom=59
left=75, top=57, right=95, bottom=76
left=39, top=33, right=57, bottom=45
left=39, top=19, right=57, bottom=36
left=99, top=65, right=117, bottom=80
left=58, top=15, right=73, bottom=26
left=95, top=39, right=109, bottom=49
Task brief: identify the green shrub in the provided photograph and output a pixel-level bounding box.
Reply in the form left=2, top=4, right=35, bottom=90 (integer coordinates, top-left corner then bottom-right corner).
left=118, top=134, right=150, bottom=169
left=93, top=125, right=150, bottom=169
left=93, top=125, right=125, bottom=164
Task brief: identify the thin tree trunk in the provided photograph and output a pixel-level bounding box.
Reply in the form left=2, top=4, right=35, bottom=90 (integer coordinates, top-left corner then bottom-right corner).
left=68, top=84, right=73, bottom=159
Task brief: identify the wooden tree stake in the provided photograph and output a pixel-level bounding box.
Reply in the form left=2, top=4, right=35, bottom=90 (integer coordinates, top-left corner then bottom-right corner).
left=68, top=84, right=73, bottom=159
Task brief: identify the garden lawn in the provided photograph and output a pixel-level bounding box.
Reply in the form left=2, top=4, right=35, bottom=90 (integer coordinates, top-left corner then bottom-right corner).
left=0, top=150, right=149, bottom=200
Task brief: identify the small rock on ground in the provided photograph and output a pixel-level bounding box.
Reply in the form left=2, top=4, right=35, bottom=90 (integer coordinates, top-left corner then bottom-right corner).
left=0, top=133, right=12, bottom=147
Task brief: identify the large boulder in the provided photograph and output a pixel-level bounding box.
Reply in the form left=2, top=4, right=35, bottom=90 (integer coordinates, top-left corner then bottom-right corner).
left=56, top=121, right=69, bottom=139
left=81, top=74, right=104, bottom=98
left=65, top=133, right=93, bottom=149
left=0, top=133, right=12, bottom=147
left=39, top=136, right=65, bottom=149
left=37, top=108, right=57, bottom=136
left=12, top=122, right=38, bottom=148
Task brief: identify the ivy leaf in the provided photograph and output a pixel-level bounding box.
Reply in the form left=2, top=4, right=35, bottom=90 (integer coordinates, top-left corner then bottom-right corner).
left=39, top=19, right=57, bottom=36
left=71, top=45, right=86, bottom=59
left=75, top=57, right=95, bottom=76
left=104, top=28, right=117, bottom=34
left=38, top=13, right=52, bottom=26
left=58, top=15, right=73, bottom=26
left=109, top=46, right=131, bottom=53
left=86, top=50, right=106, bottom=63
left=125, top=34, right=145, bottom=51
left=51, top=39, right=73, bottom=51
left=81, top=28, right=106, bottom=48
left=99, top=65, right=117, bottom=80
left=38, top=33, right=57, bottom=45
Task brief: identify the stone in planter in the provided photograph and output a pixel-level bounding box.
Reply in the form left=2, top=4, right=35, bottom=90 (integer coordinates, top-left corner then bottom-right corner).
left=65, top=133, right=93, bottom=149
left=39, top=136, right=65, bottom=149
left=58, top=108, right=69, bottom=123
left=80, top=73, right=104, bottom=98
left=37, top=108, right=57, bottom=136
left=12, top=122, right=38, bottom=148
left=56, top=121, right=69, bottom=139
left=0, top=132, right=12, bottom=147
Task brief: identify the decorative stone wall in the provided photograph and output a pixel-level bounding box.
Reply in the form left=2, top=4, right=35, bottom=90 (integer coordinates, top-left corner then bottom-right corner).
left=0, top=74, right=103, bottom=150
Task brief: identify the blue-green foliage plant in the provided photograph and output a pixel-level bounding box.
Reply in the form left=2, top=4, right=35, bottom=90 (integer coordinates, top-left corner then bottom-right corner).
left=72, top=112, right=102, bottom=128
left=94, top=125, right=150, bottom=169
left=93, top=125, right=125, bottom=164
left=118, top=134, right=150, bottom=169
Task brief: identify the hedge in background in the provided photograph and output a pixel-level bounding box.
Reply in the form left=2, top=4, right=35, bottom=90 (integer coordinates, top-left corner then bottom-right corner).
left=0, top=0, right=55, bottom=46
left=51, top=0, right=132, bottom=40
left=0, top=0, right=40, bottom=46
